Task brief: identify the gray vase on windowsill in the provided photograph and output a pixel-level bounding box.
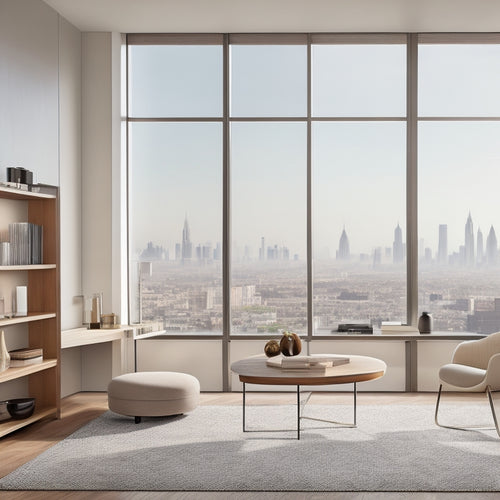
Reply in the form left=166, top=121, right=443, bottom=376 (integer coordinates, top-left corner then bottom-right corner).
left=418, top=312, right=432, bottom=334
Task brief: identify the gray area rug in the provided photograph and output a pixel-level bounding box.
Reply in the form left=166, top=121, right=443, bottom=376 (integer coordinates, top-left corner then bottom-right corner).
left=1, top=403, right=499, bottom=491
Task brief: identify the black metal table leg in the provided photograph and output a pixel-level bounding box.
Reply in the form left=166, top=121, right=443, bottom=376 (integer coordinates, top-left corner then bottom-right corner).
left=353, top=382, right=357, bottom=425
left=297, top=385, right=300, bottom=440
left=243, top=382, right=246, bottom=432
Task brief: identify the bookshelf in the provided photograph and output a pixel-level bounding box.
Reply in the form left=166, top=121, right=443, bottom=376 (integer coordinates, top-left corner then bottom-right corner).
left=0, top=185, right=60, bottom=438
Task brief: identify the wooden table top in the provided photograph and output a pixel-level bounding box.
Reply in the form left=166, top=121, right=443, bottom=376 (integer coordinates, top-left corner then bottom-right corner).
left=231, top=354, right=386, bottom=386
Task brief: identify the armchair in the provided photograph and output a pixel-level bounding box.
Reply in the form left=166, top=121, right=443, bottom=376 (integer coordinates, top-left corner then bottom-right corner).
left=435, top=331, right=500, bottom=437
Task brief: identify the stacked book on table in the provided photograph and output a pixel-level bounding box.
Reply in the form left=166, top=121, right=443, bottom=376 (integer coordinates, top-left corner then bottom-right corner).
left=267, top=354, right=350, bottom=373
left=9, top=348, right=43, bottom=367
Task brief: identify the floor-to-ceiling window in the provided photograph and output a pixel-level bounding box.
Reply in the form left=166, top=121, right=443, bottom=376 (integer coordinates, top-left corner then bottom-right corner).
left=128, top=36, right=224, bottom=333
left=127, top=33, right=500, bottom=338
left=418, top=36, right=500, bottom=333
left=311, top=37, right=407, bottom=334
left=230, top=37, right=308, bottom=335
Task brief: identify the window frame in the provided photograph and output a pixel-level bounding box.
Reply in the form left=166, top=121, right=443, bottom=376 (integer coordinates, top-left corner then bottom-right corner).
left=125, top=33, right=500, bottom=382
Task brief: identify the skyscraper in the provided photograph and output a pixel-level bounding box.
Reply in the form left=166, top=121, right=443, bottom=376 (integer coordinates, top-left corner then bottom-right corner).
left=393, top=223, right=404, bottom=264
left=373, top=247, right=382, bottom=268
left=336, top=227, right=350, bottom=260
left=438, top=224, right=448, bottom=264
left=182, top=215, right=193, bottom=262
left=486, top=225, right=498, bottom=266
left=477, top=227, right=484, bottom=265
left=464, top=212, right=474, bottom=266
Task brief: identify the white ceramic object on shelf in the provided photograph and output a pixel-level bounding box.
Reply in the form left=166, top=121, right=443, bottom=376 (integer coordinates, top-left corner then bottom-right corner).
left=0, top=330, right=10, bottom=372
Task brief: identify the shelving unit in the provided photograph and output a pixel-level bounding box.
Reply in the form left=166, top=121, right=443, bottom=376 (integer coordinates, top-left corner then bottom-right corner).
left=0, top=185, right=60, bottom=438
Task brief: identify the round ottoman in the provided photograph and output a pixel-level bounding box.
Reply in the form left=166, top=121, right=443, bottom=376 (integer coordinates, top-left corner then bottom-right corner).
left=108, top=371, right=200, bottom=423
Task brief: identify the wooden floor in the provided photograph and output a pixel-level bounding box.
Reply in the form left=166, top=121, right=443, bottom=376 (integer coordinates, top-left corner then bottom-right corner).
left=0, top=391, right=497, bottom=500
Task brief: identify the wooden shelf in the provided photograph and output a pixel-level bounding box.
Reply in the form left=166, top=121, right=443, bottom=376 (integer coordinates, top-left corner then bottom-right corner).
left=0, top=185, right=60, bottom=438
left=0, top=359, right=57, bottom=384
left=0, top=264, right=56, bottom=271
left=0, top=406, right=58, bottom=438
left=0, top=312, right=56, bottom=327
left=0, top=185, right=56, bottom=201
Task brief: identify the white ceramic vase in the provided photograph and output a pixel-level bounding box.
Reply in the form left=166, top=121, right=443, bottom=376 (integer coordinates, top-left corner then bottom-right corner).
left=0, top=330, right=10, bottom=372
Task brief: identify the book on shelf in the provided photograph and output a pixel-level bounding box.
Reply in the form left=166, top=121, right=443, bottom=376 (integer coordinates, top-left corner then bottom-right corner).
left=9, top=348, right=43, bottom=367
left=0, top=242, right=10, bottom=265
left=10, top=356, right=43, bottom=367
left=7, top=222, right=43, bottom=265
left=267, top=354, right=350, bottom=372
left=9, top=347, right=43, bottom=359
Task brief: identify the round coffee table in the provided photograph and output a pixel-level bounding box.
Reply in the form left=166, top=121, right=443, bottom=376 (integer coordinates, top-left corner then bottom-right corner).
left=231, top=354, right=386, bottom=439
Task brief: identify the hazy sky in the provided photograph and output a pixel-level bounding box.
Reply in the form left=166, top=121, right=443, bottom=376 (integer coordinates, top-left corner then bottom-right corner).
left=128, top=42, right=500, bottom=260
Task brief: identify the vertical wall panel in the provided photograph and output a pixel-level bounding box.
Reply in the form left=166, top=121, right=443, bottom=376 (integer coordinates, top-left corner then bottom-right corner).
left=137, top=339, right=223, bottom=391
left=59, top=16, right=83, bottom=329
left=81, top=33, right=113, bottom=312
left=417, top=340, right=462, bottom=391
left=0, top=0, right=59, bottom=185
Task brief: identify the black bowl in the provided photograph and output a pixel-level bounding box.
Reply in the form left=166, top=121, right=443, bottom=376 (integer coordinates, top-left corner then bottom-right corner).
left=7, top=398, right=35, bottom=419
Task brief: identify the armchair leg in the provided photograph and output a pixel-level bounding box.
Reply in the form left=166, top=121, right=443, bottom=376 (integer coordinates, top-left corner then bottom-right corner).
left=486, top=386, right=500, bottom=437
left=435, top=383, right=500, bottom=437
left=434, top=384, right=444, bottom=428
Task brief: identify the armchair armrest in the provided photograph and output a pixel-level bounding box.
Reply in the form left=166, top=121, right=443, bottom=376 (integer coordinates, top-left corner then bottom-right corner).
left=485, top=353, right=500, bottom=391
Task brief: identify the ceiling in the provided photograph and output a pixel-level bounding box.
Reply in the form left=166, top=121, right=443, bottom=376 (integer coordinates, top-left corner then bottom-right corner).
left=42, top=0, right=500, bottom=33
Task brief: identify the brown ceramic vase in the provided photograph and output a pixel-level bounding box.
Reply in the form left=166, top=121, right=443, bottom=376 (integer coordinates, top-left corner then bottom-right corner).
left=279, top=332, right=302, bottom=356
left=264, top=339, right=281, bottom=357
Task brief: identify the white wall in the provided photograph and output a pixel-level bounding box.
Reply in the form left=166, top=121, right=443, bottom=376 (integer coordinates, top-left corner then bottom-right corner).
left=0, top=0, right=83, bottom=329
left=59, top=16, right=82, bottom=329
left=138, top=339, right=224, bottom=391
left=0, top=0, right=59, bottom=185
left=81, top=32, right=125, bottom=320
left=81, top=33, right=113, bottom=313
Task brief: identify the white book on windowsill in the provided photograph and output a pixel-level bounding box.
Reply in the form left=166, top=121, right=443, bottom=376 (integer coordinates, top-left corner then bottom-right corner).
left=381, top=324, right=419, bottom=334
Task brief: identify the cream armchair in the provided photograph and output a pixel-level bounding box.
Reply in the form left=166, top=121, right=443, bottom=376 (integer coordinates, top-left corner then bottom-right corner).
left=435, top=331, right=500, bottom=437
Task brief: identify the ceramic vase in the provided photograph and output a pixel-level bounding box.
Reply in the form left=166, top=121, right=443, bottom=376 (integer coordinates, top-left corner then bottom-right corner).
left=418, top=312, right=432, bottom=334
left=264, top=339, right=281, bottom=357
left=0, top=330, right=10, bottom=372
left=279, top=332, right=302, bottom=356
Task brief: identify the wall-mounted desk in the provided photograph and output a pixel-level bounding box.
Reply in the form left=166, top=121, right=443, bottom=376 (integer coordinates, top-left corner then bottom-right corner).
left=61, top=327, right=134, bottom=396
left=61, top=326, right=166, bottom=396
left=61, top=327, right=133, bottom=348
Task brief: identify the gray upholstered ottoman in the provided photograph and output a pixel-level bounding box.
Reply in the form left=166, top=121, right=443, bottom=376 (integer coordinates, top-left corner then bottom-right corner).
left=107, top=371, right=200, bottom=423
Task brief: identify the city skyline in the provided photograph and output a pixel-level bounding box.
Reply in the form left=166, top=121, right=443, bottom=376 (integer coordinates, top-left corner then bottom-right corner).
left=137, top=211, right=500, bottom=266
